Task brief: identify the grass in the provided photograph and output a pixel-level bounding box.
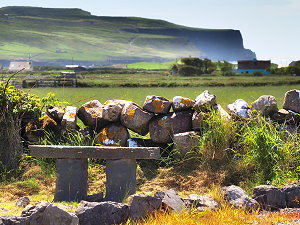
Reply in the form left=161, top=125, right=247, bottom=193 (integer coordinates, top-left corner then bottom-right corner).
left=127, top=61, right=176, bottom=70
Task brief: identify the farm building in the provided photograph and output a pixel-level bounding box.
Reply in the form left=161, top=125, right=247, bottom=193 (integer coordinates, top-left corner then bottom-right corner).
left=9, top=61, right=33, bottom=72
left=236, top=59, right=271, bottom=74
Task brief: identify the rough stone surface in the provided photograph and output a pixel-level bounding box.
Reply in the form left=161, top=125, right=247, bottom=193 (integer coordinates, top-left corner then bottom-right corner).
left=172, top=96, right=194, bottom=112
left=62, top=106, right=78, bottom=130
left=149, top=110, right=193, bottom=143
left=102, top=101, right=125, bottom=122
left=194, top=90, right=217, bottom=112
left=46, top=106, right=65, bottom=123
left=121, top=102, right=154, bottom=135
left=227, top=99, right=251, bottom=119
left=173, top=131, right=200, bottom=157
left=252, top=95, right=278, bottom=116
left=283, top=89, right=300, bottom=113
left=77, top=100, right=108, bottom=130
left=76, top=201, right=129, bottom=225
left=253, top=185, right=286, bottom=210
left=271, top=109, right=295, bottom=124
left=84, top=193, right=104, bottom=202
left=192, top=111, right=204, bottom=131
left=143, top=95, right=172, bottom=114
left=16, top=196, right=30, bottom=208
left=184, top=194, right=220, bottom=211
left=222, top=185, right=259, bottom=211
left=154, top=189, right=185, bottom=212
left=0, top=216, right=28, bottom=225
left=129, top=194, right=162, bottom=220
left=215, top=104, right=231, bottom=120
left=95, top=123, right=130, bottom=147
left=282, top=184, right=300, bottom=208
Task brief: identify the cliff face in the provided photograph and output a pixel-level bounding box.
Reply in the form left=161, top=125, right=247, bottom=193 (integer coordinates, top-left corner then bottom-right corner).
left=0, top=7, right=255, bottom=65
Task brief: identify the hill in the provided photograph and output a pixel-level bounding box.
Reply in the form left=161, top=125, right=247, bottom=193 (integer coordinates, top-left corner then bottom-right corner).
left=0, top=6, right=256, bottom=66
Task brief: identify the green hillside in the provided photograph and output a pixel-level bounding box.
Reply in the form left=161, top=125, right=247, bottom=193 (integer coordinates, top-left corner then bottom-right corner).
left=0, top=6, right=255, bottom=66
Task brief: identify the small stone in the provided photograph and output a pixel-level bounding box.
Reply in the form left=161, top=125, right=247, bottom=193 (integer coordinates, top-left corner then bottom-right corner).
left=184, top=194, right=220, bottom=211
left=154, top=189, right=185, bottom=212
left=227, top=99, right=251, bottom=119
left=143, top=96, right=172, bottom=114
left=194, top=90, right=217, bottom=112
left=16, top=196, right=30, bottom=208
left=173, top=131, right=200, bottom=157
left=192, top=111, right=204, bottom=130
left=46, top=106, right=65, bottom=123
left=121, top=102, right=154, bottom=136
left=149, top=110, right=193, bottom=143
left=252, top=95, right=278, bottom=116
left=253, top=185, right=286, bottom=210
left=172, top=96, right=194, bottom=112
left=283, top=89, right=300, bottom=113
left=62, top=106, right=78, bottom=130
left=95, top=123, right=130, bottom=147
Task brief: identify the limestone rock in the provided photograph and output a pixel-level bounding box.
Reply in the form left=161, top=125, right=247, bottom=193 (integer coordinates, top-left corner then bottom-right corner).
left=227, top=99, right=251, bottom=119
left=184, top=194, right=220, bottom=211
left=154, top=189, right=185, bottom=212
left=282, top=184, right=300, bottom=208
left=172, top=96, right=194, bottom=112
left=149, top=110, right=193, bottom=143
left=192, top=111, right=204, bottom=130
left=129, top=194, right=162, bottom=220
left=252, top=95, right=278, bottom=116
left=121, top=102, right=154, bottom=135
left=46, top=106, right=65, bottom=123
left=0, top=216, right=28, bottom=225
left=173, top=131, right=200, bottom=157
left=62, top=106, right=78, bottom=130
left=143, top=96, right=172, bottom=114
left=253, top=185, right=286, bottom=210
left=222, top=185, right=259, bottom=211
left=102, top=100, right=126, bottom=122
left=194, top=90, right=217, bottom=112
left=76, top=201, right=129, bottom=225
left=283, top=89, right=300, bottom=113
left=95, top=123, right=130, bottom=147
left=16, top=196, right=30, bottom=208
left=77, top=100, right=108, bottom=130
left=215, top=104, right=231, bottom=120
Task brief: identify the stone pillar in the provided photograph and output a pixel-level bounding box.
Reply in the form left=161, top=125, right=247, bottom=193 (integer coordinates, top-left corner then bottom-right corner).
left=54, top=158, right=88, bottom=202
left=105, top=159, right=136, bottom=202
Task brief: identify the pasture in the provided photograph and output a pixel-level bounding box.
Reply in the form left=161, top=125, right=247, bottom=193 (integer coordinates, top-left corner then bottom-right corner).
left=25, top=84, right=300, bottom=108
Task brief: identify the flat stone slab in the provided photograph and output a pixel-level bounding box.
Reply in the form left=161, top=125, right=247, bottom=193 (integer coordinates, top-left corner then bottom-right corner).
left=29, top=145, right=160, bottom=159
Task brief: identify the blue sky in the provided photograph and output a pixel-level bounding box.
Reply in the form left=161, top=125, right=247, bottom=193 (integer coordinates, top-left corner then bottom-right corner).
left=0, top=0, right=299, bottom=65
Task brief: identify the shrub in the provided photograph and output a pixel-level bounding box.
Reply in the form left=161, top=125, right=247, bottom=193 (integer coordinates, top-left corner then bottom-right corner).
left=253, top=71, right=263, bottom=76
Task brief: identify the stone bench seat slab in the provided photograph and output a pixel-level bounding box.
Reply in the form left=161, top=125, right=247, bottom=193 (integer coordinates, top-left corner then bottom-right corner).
left=29, top=145, right=160, bottom=159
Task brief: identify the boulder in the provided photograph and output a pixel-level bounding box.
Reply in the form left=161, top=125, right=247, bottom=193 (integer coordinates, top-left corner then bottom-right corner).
left=129, top=194, right=162, bottom=220
left=76, top=201, right=129, bottom=225
left=194, top=90, right=217, bottom=112
left=154, top=189, right=185, bottom=212
left=184, top=194, right=220, bottom=211
left=46, top=106, right=65, bottom=123
left=62, top=106, right=78, bottom=130
left=173, top=131, right=200, bottom=157
left=143, top=96, right=172, bottom=114
left=227, top=99, right=251, bottom=119
left=16, top=196, right=30, bottom=208
left=215, top=104, right=231, bottom=120
left=222, top=185, right=259, bottom=211
left=192, top=111, right=204, bottom=130
left=252, top=95, right=278, bottom=116
left=121, top=102, right=154, bottom=135
left=77, top=100, right=108, bottom=130
left=149, top=110, right=193, bottom=143
left=0, top=216, right=28, bottom=225
left=172, top=96, right=194, bottom=112
left=21, top=202, right=78, bottom=225
left=102, top=100, right=126, bottom=122
left=283, top=89, right=300, bottom=113
left=253, top=185, right=286, bottom=210
left=271, top=109, right=295, bottom=124
left=282, top=184, right=300, bottom=208
left=95, top=123, right=130, bottom=147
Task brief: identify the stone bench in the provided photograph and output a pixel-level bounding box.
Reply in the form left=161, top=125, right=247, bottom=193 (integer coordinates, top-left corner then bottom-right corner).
left=29, top=145, right=160, bottom=203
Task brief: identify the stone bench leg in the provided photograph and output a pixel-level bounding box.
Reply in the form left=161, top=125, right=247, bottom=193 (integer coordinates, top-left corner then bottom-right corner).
left=105, top=159, right=136, bottom=202
left=54, top=158, right=88, bottom=202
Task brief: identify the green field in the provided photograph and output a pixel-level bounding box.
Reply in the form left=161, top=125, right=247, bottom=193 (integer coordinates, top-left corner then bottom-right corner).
left=126, top=61, right=175, bottom=70
left=25, top=85, right=300, bottom=108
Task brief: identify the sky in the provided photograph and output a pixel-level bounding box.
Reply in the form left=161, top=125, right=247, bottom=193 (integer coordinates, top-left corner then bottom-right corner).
left=0, top=0, right=299, bottom=66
